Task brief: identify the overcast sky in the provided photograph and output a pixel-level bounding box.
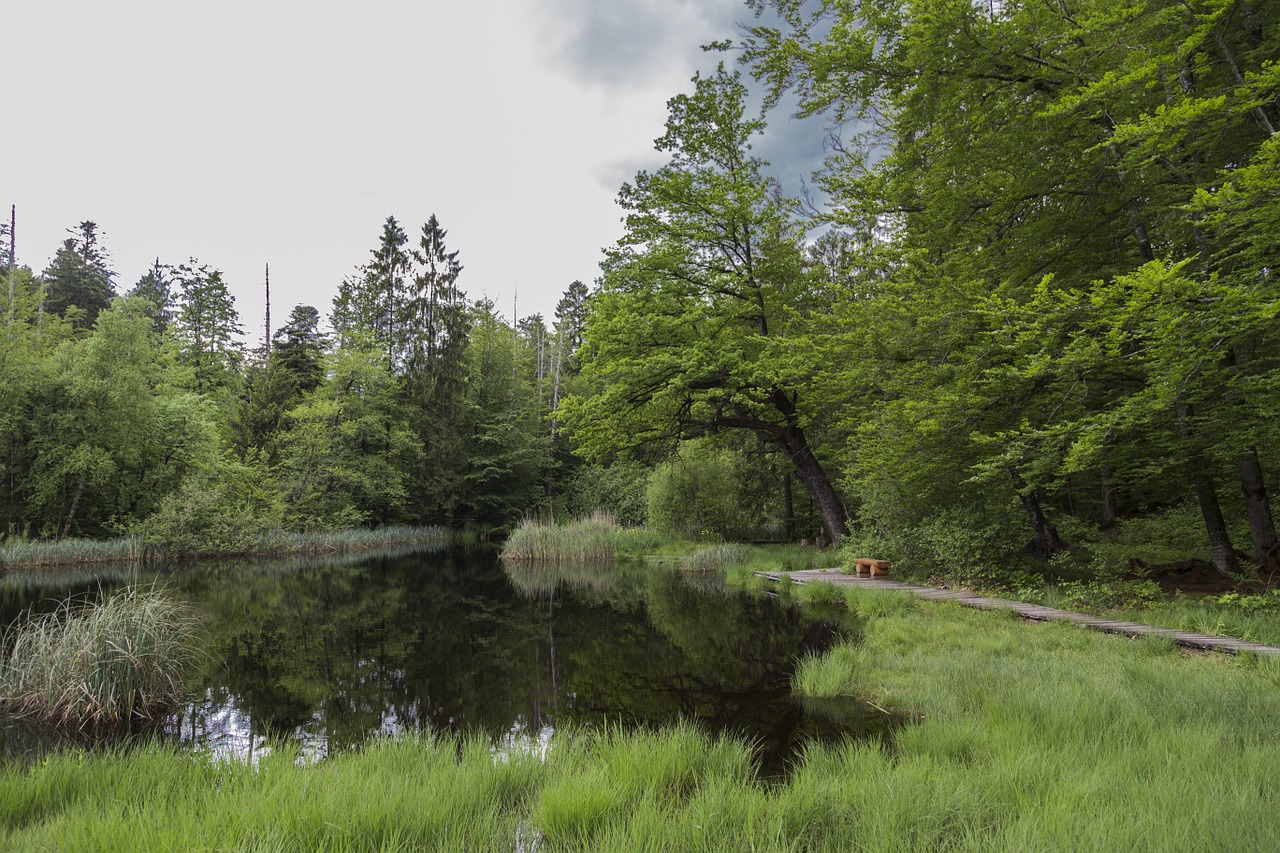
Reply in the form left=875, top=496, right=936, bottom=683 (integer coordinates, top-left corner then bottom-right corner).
left=7, top=0, right=827, bottom=343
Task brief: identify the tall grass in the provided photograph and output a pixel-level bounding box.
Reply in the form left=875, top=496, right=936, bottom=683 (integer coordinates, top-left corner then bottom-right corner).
left=500, top=512, right=625, bottom=562
left=0, top=536, right=145, bottom=569
left=0, top=587, right=198, bottom=731
left=0, top=526, right=451, bottom=570
left=684, top=542, right=751, bottom=572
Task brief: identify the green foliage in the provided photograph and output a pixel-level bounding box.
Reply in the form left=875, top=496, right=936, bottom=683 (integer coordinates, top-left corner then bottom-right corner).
left=134, top=459, right=283, bottom=555
left=564, top=462, right=650, bottom=527
left=647, top=440, right=750, bottom=540
left=561, top=64, right=851, bottom=543
left=0, top=587, right=197, bottom=730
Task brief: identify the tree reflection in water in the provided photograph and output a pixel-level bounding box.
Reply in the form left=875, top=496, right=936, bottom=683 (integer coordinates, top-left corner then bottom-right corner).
left=2, top=548, right=896, bottom=774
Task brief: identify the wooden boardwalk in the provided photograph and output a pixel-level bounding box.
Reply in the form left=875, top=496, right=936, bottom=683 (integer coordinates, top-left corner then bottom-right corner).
left=758, top=569, right=1280, bottom=658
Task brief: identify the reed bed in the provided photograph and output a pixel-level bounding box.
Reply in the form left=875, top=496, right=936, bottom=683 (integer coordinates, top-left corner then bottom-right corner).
left=500, top=512, right=626, bottom=562
left=257, top=525, right=451, bottom=556
left=0, top=526, right=451, bottom=571
left=684, top=542, right=751, bottom=573
left=0, top=536, right=145, bottom=569
left=0, top=587, right=198, bottom=731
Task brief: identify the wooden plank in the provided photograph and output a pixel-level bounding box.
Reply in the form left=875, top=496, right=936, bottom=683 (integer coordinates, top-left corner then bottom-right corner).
left=755, top=568, right=1280, bottom=658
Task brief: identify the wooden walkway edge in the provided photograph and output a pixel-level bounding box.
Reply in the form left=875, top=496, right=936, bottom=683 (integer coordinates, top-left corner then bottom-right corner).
left=757, top=569, right=1280, bottom=658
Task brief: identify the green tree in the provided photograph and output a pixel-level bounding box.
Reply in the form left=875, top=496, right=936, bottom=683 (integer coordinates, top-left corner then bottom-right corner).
left=171, top=260, right=244, bottom=394
left=41, top=221, right=116, bottom=330
left=333, top=217, right=410, bottom=364
left=405, top=215, right=471, bottom=524
left=560, top=66, right=850, bottom=543
left=126, top=258, right=175, bottom=334
left=739, top=0, right=1280, bottom=567
left=20, top=298, right=216, bottom=537
left=273, top=338, right=419, bottom=528
left=456, top=299, right=549, bottom=529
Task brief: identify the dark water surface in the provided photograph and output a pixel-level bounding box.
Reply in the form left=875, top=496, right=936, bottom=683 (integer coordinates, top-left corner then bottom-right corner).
left=1, top=548, right=888, bottom=775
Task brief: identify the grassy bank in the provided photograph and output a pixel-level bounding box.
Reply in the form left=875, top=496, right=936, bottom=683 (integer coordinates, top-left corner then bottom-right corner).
left=0, top=525, right=452, bottom=571
left=6, top=584, right=1280, bottom=850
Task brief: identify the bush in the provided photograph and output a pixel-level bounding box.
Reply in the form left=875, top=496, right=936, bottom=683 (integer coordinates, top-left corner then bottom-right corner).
left=0, top=588, right=198, bottom=730
left=565, top=463, right=651, bottom=527
left=646, top=441, right=747, bottom=540
left=134, top=461, right=284, bottom=555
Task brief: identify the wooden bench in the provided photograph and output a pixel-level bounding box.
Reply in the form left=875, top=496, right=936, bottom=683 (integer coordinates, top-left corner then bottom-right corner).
left=851, top=558, right=891, bottom=577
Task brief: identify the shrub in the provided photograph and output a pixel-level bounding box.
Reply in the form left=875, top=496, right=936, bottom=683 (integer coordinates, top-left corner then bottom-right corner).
left=565, top=463, right=651, bottom=527
left=0, top=588, right=198, bottom=731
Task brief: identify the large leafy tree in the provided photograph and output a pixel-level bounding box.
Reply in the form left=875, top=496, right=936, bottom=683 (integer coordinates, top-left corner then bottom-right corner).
left=739, top=0, right=1280, bottom=568
left=561, top=65, right=850, bottom=543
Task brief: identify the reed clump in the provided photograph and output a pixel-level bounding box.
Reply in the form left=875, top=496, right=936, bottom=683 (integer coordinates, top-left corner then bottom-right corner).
left=684, top=542, right=751, bottom=572
left=0, top=587, right=198, bottom=731
left=500, top=512, right=625, bottom=562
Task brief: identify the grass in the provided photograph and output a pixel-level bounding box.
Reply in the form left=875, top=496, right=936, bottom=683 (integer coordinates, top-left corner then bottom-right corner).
left=8, top=588, right=1280, bottom=849
left=684, top=542, right=751, bottom=572
left=0, top=536, right=146, bottom=569
left=0, top=587, right=199, bottom=731
left=0, top=526, right=452, bottom=570
left=1107, top=596, right=1280, bottom=647
left=500, top=512, right=631, bottom=562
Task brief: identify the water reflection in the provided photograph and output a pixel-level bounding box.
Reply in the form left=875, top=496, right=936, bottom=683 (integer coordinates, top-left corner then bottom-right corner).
left=2, top=548, right=891, bottom=774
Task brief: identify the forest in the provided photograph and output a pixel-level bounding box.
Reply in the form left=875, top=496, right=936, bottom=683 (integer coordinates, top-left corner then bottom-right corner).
left=2, top=0, right=1278, bottom=583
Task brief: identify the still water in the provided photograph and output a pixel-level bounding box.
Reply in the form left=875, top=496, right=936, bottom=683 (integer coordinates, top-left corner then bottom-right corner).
left=1, top=547, right=886, bottom=774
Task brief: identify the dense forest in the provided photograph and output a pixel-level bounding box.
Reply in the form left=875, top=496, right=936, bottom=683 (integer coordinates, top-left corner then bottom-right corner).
left=2, top=0, right=1277, bottom=578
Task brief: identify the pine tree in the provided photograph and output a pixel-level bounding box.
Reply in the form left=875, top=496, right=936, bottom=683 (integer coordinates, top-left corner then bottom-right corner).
left=41, top=221, right=115, bottom=329
left=171, top=260, right=244, bottom=393
left=126, top=259, right=175, bottom=334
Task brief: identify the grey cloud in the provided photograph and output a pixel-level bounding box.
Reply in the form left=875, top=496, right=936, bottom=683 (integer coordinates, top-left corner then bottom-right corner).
left=539, top=0, right=743, bottom=86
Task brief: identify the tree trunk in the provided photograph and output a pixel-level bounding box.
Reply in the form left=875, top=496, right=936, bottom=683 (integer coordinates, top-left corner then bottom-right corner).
left=1021, top=491, right=1067, bottom=557
left=778, top=424, right=849, bottom=545
left=6, top=204, right=14, bottom=325
left=61, top=471, right=86, bottom=540
left=1100, top=466, right=1118, bottom=529
left=1238, top=450, right=1279, bottom=569
left=782, top=472, right=795, bottom=541
left=1195, top=475, right=1240, bottom=576
left=1177, top=403, right=1240, bottom=575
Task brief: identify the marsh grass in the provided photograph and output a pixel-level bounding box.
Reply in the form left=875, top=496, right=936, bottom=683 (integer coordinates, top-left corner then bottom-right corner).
left=684, top=542, right=751, bottom=572
left=843, top=584, right=919, bottom=618
left=0, top=526, right=451, bottom=570
left=500, top=512, right=626, bottom=562
left=0, top=587, right=198, bottom=731
left=0, top=536, right=145, bottom=568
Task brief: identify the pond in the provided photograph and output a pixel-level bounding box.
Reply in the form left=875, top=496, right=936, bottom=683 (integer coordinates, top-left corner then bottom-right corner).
left=1, top=547, right=889, bottom=776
